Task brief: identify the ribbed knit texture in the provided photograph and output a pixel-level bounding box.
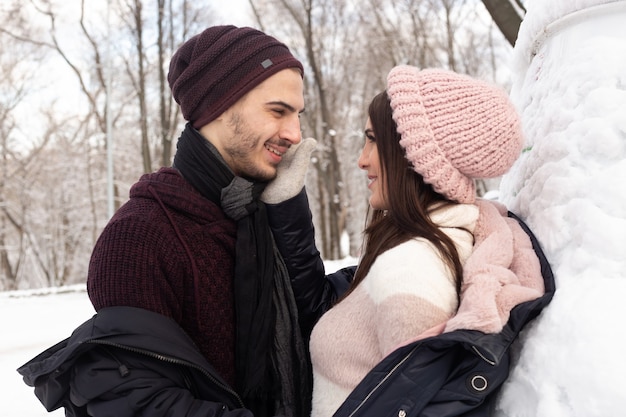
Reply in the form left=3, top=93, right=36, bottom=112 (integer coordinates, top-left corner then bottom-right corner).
left=387, top=65, right=524, bottom=204
left=168, top=25, right=304, bottom=128
left=309, top=204, right=479, bottom=417
left=87, top=168, right=238, bottom=386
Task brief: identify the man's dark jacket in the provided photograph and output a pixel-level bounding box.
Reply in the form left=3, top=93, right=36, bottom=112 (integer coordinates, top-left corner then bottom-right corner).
left=18, top=306, right=253, bottom=417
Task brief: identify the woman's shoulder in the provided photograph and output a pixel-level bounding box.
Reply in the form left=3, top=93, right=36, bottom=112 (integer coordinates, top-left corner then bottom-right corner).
left=430, top=203, right=479, bottom=230
left=376, top=239, right=441, bottom=265
left=430, top=203, right=479, bottom=260
left=366, top=240, right=455, bottom=292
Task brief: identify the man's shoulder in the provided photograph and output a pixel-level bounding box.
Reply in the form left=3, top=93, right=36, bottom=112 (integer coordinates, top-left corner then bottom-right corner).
left=119, top=167, right=231, bottom=225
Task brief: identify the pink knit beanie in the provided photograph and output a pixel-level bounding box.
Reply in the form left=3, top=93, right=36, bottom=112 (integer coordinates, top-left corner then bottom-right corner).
left=168, top=25, right=304, bottom=129
left=387, top=65, right=523, bottom=204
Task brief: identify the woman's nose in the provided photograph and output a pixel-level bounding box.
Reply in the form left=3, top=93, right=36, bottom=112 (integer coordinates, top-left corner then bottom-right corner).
left=357, top=148, right=367, bottom=170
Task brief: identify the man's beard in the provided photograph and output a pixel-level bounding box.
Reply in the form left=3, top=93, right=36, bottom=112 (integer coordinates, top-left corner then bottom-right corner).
left=223, top=111, right=276, bottom=182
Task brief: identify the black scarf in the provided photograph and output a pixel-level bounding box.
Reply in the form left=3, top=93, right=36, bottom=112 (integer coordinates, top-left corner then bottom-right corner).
left=172, top=124, right=311, bottom=417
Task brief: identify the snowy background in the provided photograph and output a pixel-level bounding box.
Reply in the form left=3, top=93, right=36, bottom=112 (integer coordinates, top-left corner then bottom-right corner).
left=1, top=287, right=93, bottom=417
left=496, top=0, right=626, bottom=415
left=4, top=0, right=626, bottom=416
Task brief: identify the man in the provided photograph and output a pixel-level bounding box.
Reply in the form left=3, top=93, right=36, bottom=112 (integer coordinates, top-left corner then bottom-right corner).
left=18, top=25, right=331, bottom=417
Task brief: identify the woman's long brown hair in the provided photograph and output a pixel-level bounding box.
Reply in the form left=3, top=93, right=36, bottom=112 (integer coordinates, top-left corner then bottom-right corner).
left=347, top=91, right=465, bottom=299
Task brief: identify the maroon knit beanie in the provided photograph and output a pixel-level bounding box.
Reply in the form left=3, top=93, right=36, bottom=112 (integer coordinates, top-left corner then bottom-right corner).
left=168, top=25, right=304, bottom=129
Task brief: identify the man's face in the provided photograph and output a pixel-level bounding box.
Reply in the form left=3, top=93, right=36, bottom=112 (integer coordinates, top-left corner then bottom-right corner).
left=208, top=68, right=305, bottom=182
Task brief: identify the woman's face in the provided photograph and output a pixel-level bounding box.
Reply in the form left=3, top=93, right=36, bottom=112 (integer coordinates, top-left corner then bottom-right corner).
left=358, top=118, right=388, bottom=210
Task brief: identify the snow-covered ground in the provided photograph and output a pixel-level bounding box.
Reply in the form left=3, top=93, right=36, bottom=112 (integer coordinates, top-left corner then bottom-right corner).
left=2, top=286, right=94, bottom=417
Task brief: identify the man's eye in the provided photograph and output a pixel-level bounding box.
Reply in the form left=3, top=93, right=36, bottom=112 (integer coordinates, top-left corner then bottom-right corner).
left=273, top=109, right=285, bottom=115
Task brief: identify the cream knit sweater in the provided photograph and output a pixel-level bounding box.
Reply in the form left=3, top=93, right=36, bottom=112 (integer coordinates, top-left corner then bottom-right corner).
left=309, top=204, right=479, bottom=417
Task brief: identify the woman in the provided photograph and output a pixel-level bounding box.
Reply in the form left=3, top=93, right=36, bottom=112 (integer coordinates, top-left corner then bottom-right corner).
left=294, top=66, right=552, bottom=417
left=267, top=65, right=553, bottom=417
left=309, top=86, right=483, bottom=416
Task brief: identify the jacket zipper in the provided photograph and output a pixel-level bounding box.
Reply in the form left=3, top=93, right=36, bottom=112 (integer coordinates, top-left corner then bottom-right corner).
left=85, top=339, right=245, bottom=408
left=471, top=345, right=496, bottom=366
left=347, top=344, right=420, bottom=417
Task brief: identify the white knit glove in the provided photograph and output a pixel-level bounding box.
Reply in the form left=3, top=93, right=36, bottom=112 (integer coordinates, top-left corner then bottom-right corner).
left=261, top=137, right=317, bottom=204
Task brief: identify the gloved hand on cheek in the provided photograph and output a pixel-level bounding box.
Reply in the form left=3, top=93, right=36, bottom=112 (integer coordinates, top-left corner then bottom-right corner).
left=261, top=137, right=317, bottom=204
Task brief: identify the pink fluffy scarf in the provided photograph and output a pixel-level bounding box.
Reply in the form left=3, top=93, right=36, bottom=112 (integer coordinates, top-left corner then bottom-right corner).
left=409, top=199, right=545, bottom=343
left=444, top=199, right=545, bottom=333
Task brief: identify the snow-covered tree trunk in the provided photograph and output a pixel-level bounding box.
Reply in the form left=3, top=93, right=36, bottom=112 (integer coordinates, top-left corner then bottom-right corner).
left=497, top=0, right=626, bottom=415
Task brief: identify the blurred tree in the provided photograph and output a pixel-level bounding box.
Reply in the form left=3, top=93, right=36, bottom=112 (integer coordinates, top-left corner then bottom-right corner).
left=0, top=0, right=210, bottom=289
left=481, top=0, right=525, bottom=46
left=0, top=2, right=46, bottom=289
left=251, top=0, right=371, bottom=259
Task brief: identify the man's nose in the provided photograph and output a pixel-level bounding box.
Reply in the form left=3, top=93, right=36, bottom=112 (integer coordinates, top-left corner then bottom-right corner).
left=281, top=116, right=302, bottom=145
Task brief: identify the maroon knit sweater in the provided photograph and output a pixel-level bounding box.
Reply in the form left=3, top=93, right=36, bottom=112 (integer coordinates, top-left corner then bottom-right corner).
left=87, top=167, right=238, bottom=385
